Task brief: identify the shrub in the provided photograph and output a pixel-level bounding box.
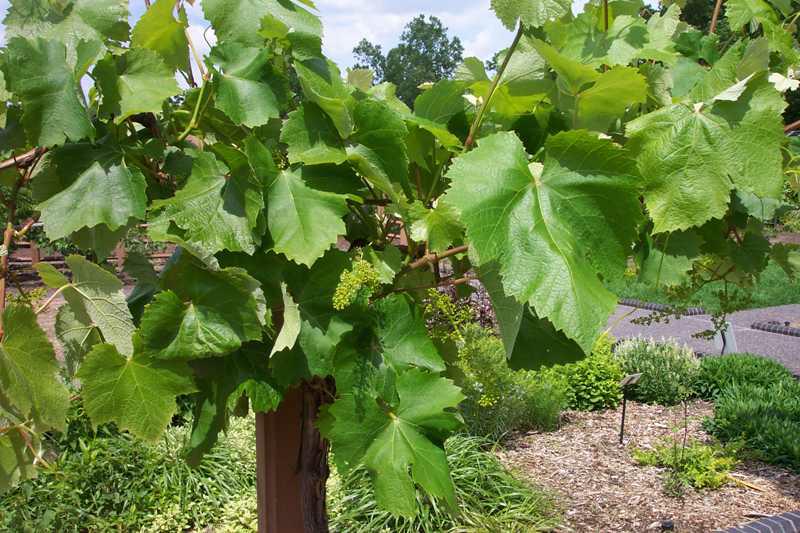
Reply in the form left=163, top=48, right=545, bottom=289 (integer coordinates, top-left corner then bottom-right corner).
left=707, top=381, right=800, bottom=470
left=328, top=434, right=561, bottom=532
left=456, top=325, right=569, bottom=438
left=544, top=334, right=624, bottom=411
left=0, top=408, right=257, bottom=532
left=615, top=338, right=699, bottom=405
left=633, top=438, right=739, bottom=495
left=694, top=353, right=795, bottom=399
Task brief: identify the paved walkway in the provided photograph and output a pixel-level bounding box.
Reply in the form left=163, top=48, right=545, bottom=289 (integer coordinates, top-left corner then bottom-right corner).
left=608, top=304, right=800, bottom=376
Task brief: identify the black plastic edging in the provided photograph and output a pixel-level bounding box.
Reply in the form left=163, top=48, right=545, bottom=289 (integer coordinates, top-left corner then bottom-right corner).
left=618, top=298, right=706, bottom=316
left=751, top=321, right=800, bottom=338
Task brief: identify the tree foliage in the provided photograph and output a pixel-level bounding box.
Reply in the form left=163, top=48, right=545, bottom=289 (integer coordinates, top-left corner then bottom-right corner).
left=353, top=15, right=464, bottom=104
left=0, top=0, right=798, bottom=520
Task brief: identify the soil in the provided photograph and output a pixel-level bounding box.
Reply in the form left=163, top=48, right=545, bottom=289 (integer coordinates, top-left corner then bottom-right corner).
left=498, top=401, right=800, bottom=533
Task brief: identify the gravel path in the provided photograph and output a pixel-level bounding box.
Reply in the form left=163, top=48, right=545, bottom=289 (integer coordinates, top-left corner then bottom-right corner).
left=608, top=304, right=800, bottom=376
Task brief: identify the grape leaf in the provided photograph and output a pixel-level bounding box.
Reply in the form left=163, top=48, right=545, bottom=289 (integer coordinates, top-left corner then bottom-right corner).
left=37, top=256, right=136, bottom=357
left=270, top=283, right=301, bottom=357
left=346, top=99, right=410, bottom=202
left=445, top=131, right=641, bottom=351
left=77, top=340, right=196, bottom=442
left=491, top=0, right=571, bottom=30
left=131, top=0, right=189, bottom=73
left=713, top=73, right=787, bottom=199
left=319, top=368, right=463, bottom=516
left=140, top=254, right=267, bottom=359
left=149, top=150, right=264, bottom=256
left=4, top=0, right=129, bottom=64
left=281, top=102, right=347, bottom=165
left=204, top=0, right=321, bottom=47
left=94, top=48, right=180, bottom=123
left=37, top=162, right=146, bottom=241
left=4, top=37, right=93, bottom=147
left=211, top=43, right=285, bottom=128
left=408, top=202, right=463, bottom=254
left=0, top=429, right=38, bottom=494
left=627, top=103, right=734, bottom=233
left=0, top=305, right=70, bottom=431
left=413, top=80, right=465, bottom=124
left=294, top=58, right=354, bottom=138
left=376, top=295, right=445, bottom=372
left=267, top=169, right=348, bottom=267
left=637, top=231, right=703, bottom=287
left=574, top=66, right=647, bottom=131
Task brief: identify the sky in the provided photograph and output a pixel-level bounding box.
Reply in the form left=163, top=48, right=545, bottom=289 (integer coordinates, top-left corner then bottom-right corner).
left=0, top=0, right=591, bottom=69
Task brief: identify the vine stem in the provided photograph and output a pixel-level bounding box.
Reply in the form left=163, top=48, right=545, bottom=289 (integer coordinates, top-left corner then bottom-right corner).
left=709, top=0, right=724, bottom=34
left=177, top=80, right=208, bottom=142
left=464, top=23, right=525, bottom=150
left=408, top=244, right=469, bottom=270
left=0, top=147, right=47, bottom=171
left=603, top=0, right=609, bottom=31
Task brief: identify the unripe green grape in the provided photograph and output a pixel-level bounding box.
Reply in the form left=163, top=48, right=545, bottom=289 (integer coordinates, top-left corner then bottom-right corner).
left=332, top=258, right=380, bottom=310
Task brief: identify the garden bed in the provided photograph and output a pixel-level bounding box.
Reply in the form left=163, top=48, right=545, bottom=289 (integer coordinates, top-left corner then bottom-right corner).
left=498, top=401, right=800, bottom=532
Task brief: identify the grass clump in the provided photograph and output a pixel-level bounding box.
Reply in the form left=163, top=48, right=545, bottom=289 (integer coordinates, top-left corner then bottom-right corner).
left=0, top=406, right=257, bottom=532
left=633, top=438, right=739, bottom=496
left=707, top=381, right=800, bottom=470
left=328, top=434, right=561, bottom=532
left=694, top=353, right=796, bottom=399
left=615, top=338, right=699, bottom=405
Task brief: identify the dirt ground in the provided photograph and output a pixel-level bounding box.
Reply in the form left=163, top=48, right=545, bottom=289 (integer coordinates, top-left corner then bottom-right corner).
left=498, top=401, right=800, bottom=533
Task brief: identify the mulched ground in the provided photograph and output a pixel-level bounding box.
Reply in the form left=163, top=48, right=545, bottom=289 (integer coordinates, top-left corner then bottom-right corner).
left=498, top=401, right=800, bottom=533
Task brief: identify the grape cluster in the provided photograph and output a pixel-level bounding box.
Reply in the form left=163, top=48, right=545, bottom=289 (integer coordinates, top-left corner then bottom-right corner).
left=332, top=258, right=380, bottom=310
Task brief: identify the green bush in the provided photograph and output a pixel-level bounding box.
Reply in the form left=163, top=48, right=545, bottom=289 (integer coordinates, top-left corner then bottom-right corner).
left=694, top=353, right=795, bottom=399
left=0, top=407, right=257, bottom=532
left=708, top=381, right=800, bottom=470
left=544, top=334, right=624, bottom=411
left=633, top=438, right=739, bottom=495
left=615, top=338, right=699, bottom=405
left=328, top=434, right=561, bottom=532
left=456, top=325, right=568, bottom=438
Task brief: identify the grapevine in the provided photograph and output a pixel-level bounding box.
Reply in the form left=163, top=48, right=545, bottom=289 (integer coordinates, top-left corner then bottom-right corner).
left=0, top=0, right=797, bottom=528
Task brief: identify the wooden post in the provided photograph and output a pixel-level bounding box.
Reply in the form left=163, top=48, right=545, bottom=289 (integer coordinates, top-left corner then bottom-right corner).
left=256, top=380, right=332, bottom=533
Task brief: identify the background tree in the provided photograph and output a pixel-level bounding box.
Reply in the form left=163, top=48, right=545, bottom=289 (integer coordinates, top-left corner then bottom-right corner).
left=352, top=15, right=464, bottom=104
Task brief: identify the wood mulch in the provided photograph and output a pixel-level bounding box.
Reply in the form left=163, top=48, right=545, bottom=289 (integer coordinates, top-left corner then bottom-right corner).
left=497, top=401, right=800, bottom=533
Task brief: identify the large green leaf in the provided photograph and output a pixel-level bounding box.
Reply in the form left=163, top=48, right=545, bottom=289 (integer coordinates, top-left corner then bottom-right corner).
left=211, top=43, right=285, bottom=128
left=38, top=256, right=136, bottom=357
left=346, top=99, right=410, bottom=202
left=267, top=169, right=348, bottom=267
left=445, top=131, right=641, bottom=351
left=0, top=305, right=70, bottom=431
left=294, top=58, right=354, bottom=138
left=77, top=340, right=196, bottom=442
left=203, top=0, right=321, bottom=47
left=270, top=283, right=301, bottom=356
left=4, top=37, right=93, bottom=146
left=627, top=103, right=735, bottom=233
left=37, top=162, right=146, bottom=240
left=319, top=368, right=463, bottom=516
left=281, top=102, right=347, bottom=165
left=4, top=0, right=129, bottom=64
left=149, top=150, right=264, bottom=256
left=413, top=80, right=465, bottom=124
left=140, top=254, right=267, bottom=359
left=376, top=295, right=445, bottom=372
left=131, top=0, right=189, bottom=73
left=574, top=66, right=647, bottom=131
left=491, top=0, right=571, bottom=30
left=94, top=48, right=180, bottom=123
